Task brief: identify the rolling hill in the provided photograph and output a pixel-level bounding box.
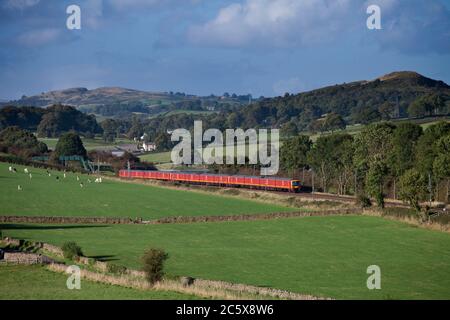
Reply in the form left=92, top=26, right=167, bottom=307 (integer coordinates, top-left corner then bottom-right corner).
left=231, top=71, right=450, bottom=131
left=2, top=87, right=252, bottom=119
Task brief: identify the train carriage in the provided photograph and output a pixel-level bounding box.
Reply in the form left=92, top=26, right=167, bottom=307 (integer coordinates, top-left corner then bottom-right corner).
left=119, top=170, right=301, bottom=192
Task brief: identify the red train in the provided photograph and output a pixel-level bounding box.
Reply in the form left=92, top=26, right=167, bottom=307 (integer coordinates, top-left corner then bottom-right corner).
left=119, top=170, right=301, bottom=192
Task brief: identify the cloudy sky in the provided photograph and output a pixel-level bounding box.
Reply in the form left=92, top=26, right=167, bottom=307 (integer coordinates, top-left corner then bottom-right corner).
left=0, top=0, right=449, bottom=99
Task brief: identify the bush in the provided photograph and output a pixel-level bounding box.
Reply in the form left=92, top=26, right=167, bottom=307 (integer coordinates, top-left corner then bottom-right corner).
left=62, top=241, right=83, bottom=260
left=106, top=262, right=127, bottom=274
left=357, top=194, right=372, bottom=208
left=142, top=248, right=169, bottom=284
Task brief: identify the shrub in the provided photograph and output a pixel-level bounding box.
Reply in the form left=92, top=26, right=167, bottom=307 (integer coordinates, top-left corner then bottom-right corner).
left=142, top=248, right=169, bottom=284
left=62, top=241, right=83, bottom=260
left=357, top=194, right=372, bottom=208
left=106, top=262, right=127, bottom=274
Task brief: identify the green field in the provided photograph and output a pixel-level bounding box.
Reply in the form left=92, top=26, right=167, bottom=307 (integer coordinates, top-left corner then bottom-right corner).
left=0, top=265, right=196, bottom=300
left=139, top=143, right=261, bottom=164
left=0, top=162, right=294, bottom=219
left=139, top=151, right=172, bottom=163
left=3, top=216, right=450, bottom=299
left=38, top=137, right=134, bottom=151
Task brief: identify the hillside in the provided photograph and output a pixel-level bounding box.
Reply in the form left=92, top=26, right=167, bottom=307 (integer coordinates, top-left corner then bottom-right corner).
left=3, top=87, right=252, bottom=118
left=233, top=71, right=450, bottom=131
left=5, top=87, right=177, bottom=108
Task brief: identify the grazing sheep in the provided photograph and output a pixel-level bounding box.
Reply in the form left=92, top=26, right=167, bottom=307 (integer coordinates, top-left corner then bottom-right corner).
left=8, top=166, right=12, bottom=172
left=76, top=176, right=80, bottom=181
left=17, top=185, right=22, bottom=191
left=95, top=178, right=99, bottom=183
left=99, top=177, right=102, bottom=183
left=63, top=173, right=66, bottom=178
left=24, top=168, right=29, bottom=174
left=88, top=179, right=92, bottom=183
left=80, top=182, right=84, bottom=188
left=12, top=168, right=17, bottom=173
left=29, top=173, right=32, bottom=179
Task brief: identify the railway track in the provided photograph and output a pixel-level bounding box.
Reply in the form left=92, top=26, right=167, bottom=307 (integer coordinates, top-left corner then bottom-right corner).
left=286, top=191, right=409, bottom=208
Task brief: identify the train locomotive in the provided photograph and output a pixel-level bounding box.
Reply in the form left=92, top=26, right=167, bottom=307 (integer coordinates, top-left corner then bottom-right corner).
left=119, top=170, right=301, bottom=192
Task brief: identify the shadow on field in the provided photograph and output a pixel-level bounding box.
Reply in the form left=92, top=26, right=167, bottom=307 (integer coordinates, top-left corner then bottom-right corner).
left=0, top=224, right=108, bottom=231
left=88, top=255, right=119, bottom=262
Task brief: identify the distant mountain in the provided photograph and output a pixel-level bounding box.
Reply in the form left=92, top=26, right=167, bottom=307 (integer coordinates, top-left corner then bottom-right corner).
left=4, top=87, right=174, bottom=108
left=2, top=87, right=252, bottom=118
left=233, top=71, right=450, bottom=131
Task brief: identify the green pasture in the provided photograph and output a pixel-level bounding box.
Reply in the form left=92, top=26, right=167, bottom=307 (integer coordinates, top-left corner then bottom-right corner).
left=0, top=162, right=293, bottom=219
left=2, top=216, right=450, bottom=300
left=0, top=265, right=196, bottom=300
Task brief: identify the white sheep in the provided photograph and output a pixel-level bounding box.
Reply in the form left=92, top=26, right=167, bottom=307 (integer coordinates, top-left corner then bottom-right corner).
left=8, top=166, right=13, bottom=172
left=29, top=173, right=32, bottom=179
left=17, top=185, right=22, bottom=191
left=63, top=173, right=66, bottom=178
left=76, top=176, right=80, bottom=181
left=80, top=182, right=84, bottom=188
left=24, top=168, right=29, bottom=174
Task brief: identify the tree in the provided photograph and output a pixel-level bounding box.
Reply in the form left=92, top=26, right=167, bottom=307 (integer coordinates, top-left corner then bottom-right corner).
left=54, top=132, right=87, bottom=158
left=389, top=123, right=423, bottom=198
left=101, top=119, right=118, bottom=142
left=433, top=134, right=450, bottom=203
left=352, top=108, right=382, bottom=125
left=378, top=101, right=394, bottom=120
left=323, top=113, right=346, bottom=132
left=127, top=116, right=144, bottom=140
left=308, top=134, right=352, bottom=193
left=142, top=248, right=169, bottom=285
left=280, top=121, right=298, bottom=137
left=407, top=94, right=445, bottom=118
left=36, top=104, right=101, bottom=138
left=280, top=135, right=312, bottom=174
left=416, top=121, right=450, bottom=174
left=354, top=123, right=395, bottom=207
left=399, top=169, right=428, bottom=213
left=0, top=126, right=48, bottom=158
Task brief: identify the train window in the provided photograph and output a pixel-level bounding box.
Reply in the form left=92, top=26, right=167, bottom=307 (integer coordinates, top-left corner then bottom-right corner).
left=292, top=181, right=300, bottom=186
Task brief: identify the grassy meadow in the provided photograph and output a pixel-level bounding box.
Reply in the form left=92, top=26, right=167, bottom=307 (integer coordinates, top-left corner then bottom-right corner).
left=3, top=216, right=450, bottom=300
left=38, top=137, right=134, bottom=151
left=0, top=162, right=294, bottom=219
left=0, top=265, right=196, bottom=300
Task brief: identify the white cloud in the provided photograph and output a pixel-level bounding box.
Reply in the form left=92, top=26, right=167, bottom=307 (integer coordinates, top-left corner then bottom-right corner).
left=187, top=0, right=450, bottom=54
left=16, top=28, right=61, bottom=47
left=3, top=0, right=40, bottom=10
left=188, top=0, right=359, bottom=47
left=108, top=0, right=199, bottom=11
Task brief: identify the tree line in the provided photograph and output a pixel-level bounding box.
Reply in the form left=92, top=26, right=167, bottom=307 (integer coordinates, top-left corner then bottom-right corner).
left=280, top=121, right=450, bottom=210
left=0, top=105, right=101, bottom=138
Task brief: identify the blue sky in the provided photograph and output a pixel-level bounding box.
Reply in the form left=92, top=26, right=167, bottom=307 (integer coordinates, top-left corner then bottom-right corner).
left=0, top=0, right=449, bottom=99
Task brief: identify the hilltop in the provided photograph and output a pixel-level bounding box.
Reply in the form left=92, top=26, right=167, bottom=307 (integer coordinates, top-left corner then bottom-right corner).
left=2, top=87, right=253, bottom=119
left=232, top=71, right=449, bottom=131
